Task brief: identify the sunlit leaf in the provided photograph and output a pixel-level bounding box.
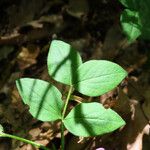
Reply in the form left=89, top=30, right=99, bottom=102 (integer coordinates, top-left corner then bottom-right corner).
left=47, top=40, right=82, bottom=85
left=16, top=78, right=64, bottom=121
left=73, top=60, right=127, bottom=96
left=64, top=102, right=125, bottom=137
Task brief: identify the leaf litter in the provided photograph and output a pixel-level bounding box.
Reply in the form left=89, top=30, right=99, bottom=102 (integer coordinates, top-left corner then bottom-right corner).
left=0, top=0, right=150, bottom=149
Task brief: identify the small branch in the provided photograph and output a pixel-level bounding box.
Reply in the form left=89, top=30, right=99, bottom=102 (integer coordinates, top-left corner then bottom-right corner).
left=1, top=133, right=49, bottom=150
left=61, top=85, right=73, bottom=150
left=62, top=86, right=73, bottom=119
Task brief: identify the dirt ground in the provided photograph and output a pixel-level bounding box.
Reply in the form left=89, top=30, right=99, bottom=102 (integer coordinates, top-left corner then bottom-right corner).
left=0, top=0, right=150, bottom=150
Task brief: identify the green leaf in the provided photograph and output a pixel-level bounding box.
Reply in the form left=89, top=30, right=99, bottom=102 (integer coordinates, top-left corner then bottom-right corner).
left=0, top=124, right=4, bottom=135
left=73, top=60, right=127, bottom=96
left=47, top=40, right=82, bottom=85
left=120, top=9, right=141, bottom=42
left=118, top=0, right=140, bottom=10
left=63, top=102, right=125, bottom=137
left=16, top=78, right=64, bottom=121
left=139, top=0, right=150, bottom=40
left=119, top=0, right=150, bottom=41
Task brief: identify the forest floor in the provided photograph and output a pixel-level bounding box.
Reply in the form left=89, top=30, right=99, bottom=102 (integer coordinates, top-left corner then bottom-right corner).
left=0, top=0, right=150, bottom=150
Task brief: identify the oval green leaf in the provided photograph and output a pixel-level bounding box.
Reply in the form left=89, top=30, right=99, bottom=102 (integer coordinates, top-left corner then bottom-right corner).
left=120, top=9, right=141, bottom=42
left=64, top=102, right=125, bottom=137
left=16, top=78, right=64, bottom=121
left=73, top=60, right=127, bottom=96
left=47, top=40, right=82, bottom=85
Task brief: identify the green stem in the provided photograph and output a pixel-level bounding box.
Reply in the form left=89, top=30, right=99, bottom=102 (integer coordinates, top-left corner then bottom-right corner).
left=1, top=133, right=49, bottom=150
left=61, top=85, right=73, bottom=150
left=62, top=86, right=73, bottom=119
left=61, top=123, right=65, bottom=150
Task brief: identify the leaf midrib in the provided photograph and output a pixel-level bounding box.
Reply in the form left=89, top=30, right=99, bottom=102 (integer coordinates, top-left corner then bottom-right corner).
left=73, top=72, right=125, bottom=85
left=64, top=116, right=121, bottom=123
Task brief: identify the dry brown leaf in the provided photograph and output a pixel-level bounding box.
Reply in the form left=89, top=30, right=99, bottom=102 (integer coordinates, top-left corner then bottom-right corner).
left=17, top=44, right=40, bottom=69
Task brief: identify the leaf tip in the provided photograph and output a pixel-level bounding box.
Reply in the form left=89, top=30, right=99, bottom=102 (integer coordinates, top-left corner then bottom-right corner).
left=0, top=124, right=4, bottom=135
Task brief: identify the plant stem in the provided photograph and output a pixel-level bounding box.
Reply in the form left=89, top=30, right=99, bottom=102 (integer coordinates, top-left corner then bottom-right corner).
left=61, top=123, right=65, bottom=150
left=61, top=85, right=73, bottom=150
left=62, top=86, right=73, bottom=119
left=1, top=133, right=49, bottom=150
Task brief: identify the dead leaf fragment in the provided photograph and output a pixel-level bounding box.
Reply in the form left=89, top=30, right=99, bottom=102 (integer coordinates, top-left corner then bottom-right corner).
left=17, top=44, right=40, bottom=69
